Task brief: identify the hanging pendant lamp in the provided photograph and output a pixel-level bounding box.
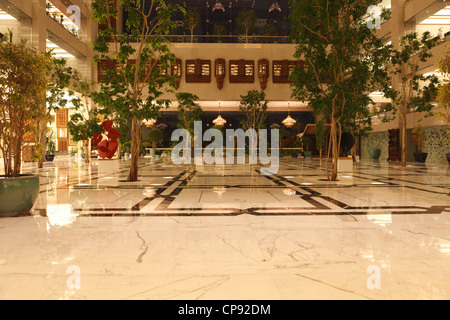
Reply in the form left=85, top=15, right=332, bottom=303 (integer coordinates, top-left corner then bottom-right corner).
left=143, top=118, right=157, bottom=128
left=212, top=102, right=227, bottom=127
left=212, top=1, right=225, bottom=12
left=282, top=102, right=296, bottom=128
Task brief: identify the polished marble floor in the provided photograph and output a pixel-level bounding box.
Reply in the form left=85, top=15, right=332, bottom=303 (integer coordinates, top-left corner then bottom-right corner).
left=0, top=155, right=449, bottom=299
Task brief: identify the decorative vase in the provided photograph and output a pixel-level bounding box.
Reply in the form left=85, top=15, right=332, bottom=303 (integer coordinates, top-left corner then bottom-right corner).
left=368, top=148, right=381, bottom=160
left=0, top=175, right=40, bottom=216
left=414, top=152, right=428, bottom=163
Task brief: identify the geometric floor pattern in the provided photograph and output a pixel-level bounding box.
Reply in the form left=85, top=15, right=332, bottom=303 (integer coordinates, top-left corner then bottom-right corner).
left=0, top=156, right=449, bottom=299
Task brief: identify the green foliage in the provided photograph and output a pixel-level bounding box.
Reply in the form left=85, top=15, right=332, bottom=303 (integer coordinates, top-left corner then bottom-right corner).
left=301, top=135, right=312, bottom=151
left=315, top=119, right=325, bottom=150
left=146, top=128, right=164, bottom=142
left=46, top=131, right=56, bottom=154
left=92, top=0, right=183, bottom=123
left=67, top=113, right=103, bottom=142
left=236, top=9, right=257, bottom=41
left=212, top=24, right=228, bottom=42
left=184, top=7, right=200, bottom=41
left=259, top=22, right=277, bottom=41
left=176, top=92, right=202, bottom=135
left=412, top=124, right=425, bottom=153
left=0, top=40, right=50, bottom=177
left=46, top=55, right=80, bottom=118
left=122, top=140, right=132, bottom=152
left=239, top=90, right=267, bottom=131
left=382, top=32, right=440, bottom=121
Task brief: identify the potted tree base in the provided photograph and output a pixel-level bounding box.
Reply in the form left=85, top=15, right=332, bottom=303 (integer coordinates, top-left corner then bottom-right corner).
left=368, top=148, right=381, bottom=160
left=0, top=176, right=40, bottom=216
left=412, top=125, right=427, bottom=163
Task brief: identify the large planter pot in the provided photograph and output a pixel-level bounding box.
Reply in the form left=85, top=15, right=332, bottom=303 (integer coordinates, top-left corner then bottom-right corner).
left=368, top=148, right=381, bottom=160
left=304, top=151, right=312, bottom=158
left=446, top=153, right=450, bottom=164
left=45, top=154, right=55, bottom=161
left=414, top=152, right=428, bottom=163
left=0, top=175, right=40, bottom=216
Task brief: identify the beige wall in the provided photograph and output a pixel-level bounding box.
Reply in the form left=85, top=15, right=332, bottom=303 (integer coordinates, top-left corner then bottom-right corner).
left=160, top=43, right=302, bottom=111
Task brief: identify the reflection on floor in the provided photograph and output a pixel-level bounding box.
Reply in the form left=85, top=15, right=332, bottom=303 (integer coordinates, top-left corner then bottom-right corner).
left=0, top=156, right=449, bottom=299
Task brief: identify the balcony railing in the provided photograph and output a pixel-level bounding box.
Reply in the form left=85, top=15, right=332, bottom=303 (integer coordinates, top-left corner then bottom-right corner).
left=124, top=34, right=294, bottom=44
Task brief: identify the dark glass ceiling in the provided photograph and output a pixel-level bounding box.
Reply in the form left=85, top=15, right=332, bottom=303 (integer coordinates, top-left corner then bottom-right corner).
left=125, top=0, right=291, bottom=38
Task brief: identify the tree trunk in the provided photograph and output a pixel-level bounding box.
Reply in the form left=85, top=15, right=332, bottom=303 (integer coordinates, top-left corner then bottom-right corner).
left=37, top=120, right=46, bottom=168
left=330, top=120, right=338, bottom=181
left=191, top=28, right=194, bottom=43
left=401, top=115, right=407, bottom=167
left=83, top=140, right=90, bottom=164
left=351, top=138, right=357, bottom=163
left=127, top=117, right=141, bottom=182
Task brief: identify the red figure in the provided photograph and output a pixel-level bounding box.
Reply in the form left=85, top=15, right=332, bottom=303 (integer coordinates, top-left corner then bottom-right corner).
left=93, top=120, right=122, bottom=159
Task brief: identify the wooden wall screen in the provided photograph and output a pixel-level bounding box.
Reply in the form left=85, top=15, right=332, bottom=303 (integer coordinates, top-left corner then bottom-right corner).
left=258, top=59, right=269, bottom=89
left=272, top=60, right=303, bottom=83
left=388, top=129, right=401, bottom=162
left=229, top=60, right=254, bottom=83
left=185, top=59, right=211, bottom=83
left=56, top=108, right=69, bottom=152
left=171, top=58, right=182, bottom=88
left=56, top=108, right=68, bottom=127
left=215, top=58, right=225, bottom=89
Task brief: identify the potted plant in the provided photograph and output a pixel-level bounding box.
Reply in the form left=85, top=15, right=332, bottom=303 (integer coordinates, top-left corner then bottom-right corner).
left=122, top=140, right=132, bottom=159
left=302, top=136, right=312, bottom=157
left=412, top=125, right=427, bottom=163
left=0, top=40, right=50, bottom=216
left=71, top=146, right=78, bottom=156
left=146, top=128, right=163, bottom=158
left=45, top=131, right=56, bottom=161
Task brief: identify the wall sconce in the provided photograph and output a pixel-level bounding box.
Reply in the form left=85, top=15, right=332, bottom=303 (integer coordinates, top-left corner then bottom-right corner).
left=258, top=59, right=269, bottom=90
left=215, top=58, right=226, bottom=89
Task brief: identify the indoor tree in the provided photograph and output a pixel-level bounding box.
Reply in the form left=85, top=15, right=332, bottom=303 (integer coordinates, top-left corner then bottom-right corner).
left=437, top=46, right=450, bottom=144
left=183, top=7, right=200, bottom=43
left=382, top=32, right=440, bottom=167
left=239, top=90, right=268, bottom=133
left=37, top=55, right=79, bottom=168
left=236, top=8, right=256, bottom=43
left=92, top=0, right=183, bottom=182
left=289, top=0, right=389, bottom=181
left=67, top=113, right=103, bottom=161
left=176, top=92, right=202, bottom=135
left=0, top=40, right=50, bottom=177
